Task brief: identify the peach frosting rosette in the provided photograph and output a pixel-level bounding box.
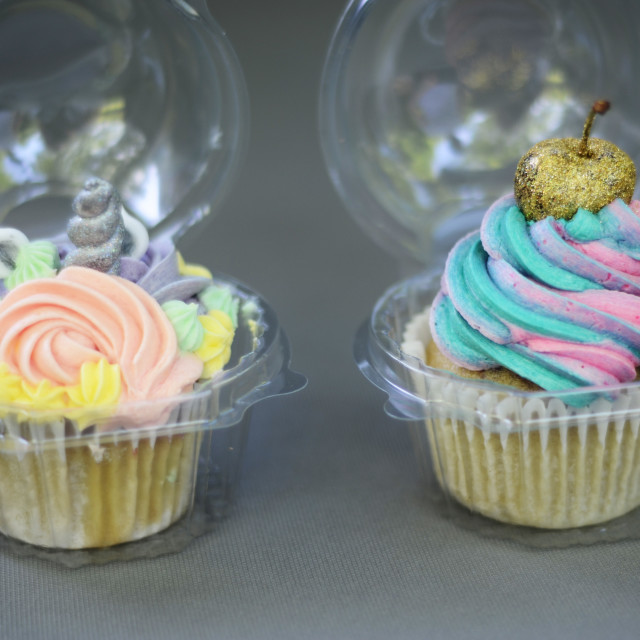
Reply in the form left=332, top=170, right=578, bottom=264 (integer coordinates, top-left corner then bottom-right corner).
left=0, top=266, right=203, bottom=421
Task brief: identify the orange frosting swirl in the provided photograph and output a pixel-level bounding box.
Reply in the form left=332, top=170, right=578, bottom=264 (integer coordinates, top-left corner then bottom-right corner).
left=0, top=266, right=203, bottom=404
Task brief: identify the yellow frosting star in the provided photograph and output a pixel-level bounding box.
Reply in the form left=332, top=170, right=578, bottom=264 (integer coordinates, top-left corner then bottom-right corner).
left=17, top=379, right=68, bottom=411
left=0, top=359, right=122, bottom=429
left=195, top=310, right=235, bottom=378
left=66, top=359, right=122, bottom=408
left=176, top=251, right=213, bottom=280
left=0, top=363, right=25, bottom=404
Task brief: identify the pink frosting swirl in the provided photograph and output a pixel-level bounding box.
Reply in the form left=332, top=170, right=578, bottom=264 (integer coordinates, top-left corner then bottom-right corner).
left=0, top=266, right=203, bottom=404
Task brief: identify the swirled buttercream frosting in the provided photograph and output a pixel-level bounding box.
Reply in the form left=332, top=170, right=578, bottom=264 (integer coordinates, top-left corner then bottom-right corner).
left=0, top=266, right=203, bottom=405
left=430, top=194, right=640, bottom=394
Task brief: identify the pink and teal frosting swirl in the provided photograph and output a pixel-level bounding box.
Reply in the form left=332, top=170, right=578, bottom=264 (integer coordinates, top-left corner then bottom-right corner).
left=430, top=195, right=640, bottom=399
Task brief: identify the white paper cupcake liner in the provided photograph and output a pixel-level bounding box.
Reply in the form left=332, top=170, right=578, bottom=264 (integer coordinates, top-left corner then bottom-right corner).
left=403, top=308, right=640, bottom=529
left=0, top=402, right=205, bottom=549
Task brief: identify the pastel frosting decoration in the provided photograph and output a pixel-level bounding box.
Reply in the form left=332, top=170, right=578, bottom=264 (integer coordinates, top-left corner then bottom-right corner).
left=430, top=195, right=640, bottom=399
left=137, top=247, right=210, bottom=305
left=199, top=284, right=240, bottom=328
left=14, top=379, right=69, bottom=412
left=0, top=266, right=203, bottom=405
left=65, top=359, right=122, bottom=408
left=196, top=310, right=235, bottom=378
left=0, top=359, right=122, bottom=412
left=0, top=364, right=25, bottom=404
left=177, top=251, right=213, bottom=279
left=4, top=240, right=60, bottom=290
left=161, top=300, right=205, bottom=352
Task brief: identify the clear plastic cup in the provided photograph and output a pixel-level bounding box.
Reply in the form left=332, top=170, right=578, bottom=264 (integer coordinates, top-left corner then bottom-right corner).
left=0, top=0, right=305, bottom=565
left=322, top=0, right=640, bottom=544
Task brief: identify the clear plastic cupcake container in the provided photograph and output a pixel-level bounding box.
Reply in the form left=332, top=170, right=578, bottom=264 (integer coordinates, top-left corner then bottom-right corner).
left=322, top=0, right=640, bottom=544
left=0, top=0, right=305, bottom=565
left=0, top=280, right=304, bottom=565
left=355, top=272, right=640, bottom=545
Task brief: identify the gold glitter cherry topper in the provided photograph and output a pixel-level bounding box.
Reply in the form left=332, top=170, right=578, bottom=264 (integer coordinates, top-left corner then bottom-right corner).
left=514, top=100, right=636, bottom=221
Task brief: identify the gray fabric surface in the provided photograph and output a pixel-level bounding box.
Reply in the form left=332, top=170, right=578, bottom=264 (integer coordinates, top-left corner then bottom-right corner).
left=2, top=1, right=640, bottom=638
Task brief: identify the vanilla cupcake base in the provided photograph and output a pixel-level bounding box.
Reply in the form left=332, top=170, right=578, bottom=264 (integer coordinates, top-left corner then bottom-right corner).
left=426, top=404, right=640, bottom=528
left=0, top=430, right=200, bottom=549
left=403, top=309, right=640, bottom=529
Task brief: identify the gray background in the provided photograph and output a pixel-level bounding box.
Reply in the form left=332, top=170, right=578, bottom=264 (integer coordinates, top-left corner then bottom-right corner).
left=3, top=1, right=640, bottom=638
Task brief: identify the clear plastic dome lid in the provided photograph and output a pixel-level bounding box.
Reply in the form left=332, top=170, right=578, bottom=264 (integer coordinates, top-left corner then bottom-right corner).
left=320, top=0, right=640, bottom=267
left=0, top=0, right=248, bottom=241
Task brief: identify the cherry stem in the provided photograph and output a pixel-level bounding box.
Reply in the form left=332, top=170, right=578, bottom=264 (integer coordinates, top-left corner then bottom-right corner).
left=579, top=100, right=610, bottom=156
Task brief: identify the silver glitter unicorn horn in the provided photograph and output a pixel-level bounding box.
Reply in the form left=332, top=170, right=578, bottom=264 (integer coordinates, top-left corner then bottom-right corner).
left=63, top=178, right=125, bottom=274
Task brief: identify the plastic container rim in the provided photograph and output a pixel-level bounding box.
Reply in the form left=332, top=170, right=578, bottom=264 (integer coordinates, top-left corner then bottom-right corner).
left=358, top=270, right=640, bottom=429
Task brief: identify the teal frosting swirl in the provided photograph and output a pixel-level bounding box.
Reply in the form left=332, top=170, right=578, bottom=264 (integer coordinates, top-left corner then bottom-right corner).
left=5, top=240, right=60, bottom=290
left=161, top=300, right=204, bottom=352
left=431, top=195, right=640, bottom=404
left=198, top=284, right=239, bottom=328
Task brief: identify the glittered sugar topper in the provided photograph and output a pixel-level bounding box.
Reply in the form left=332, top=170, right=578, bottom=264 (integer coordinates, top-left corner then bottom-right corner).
left=63, top=178, right=125, bottom=274
left=514, top=100, right=636, bottom=221
left=63, top=178, right=149, bottom=274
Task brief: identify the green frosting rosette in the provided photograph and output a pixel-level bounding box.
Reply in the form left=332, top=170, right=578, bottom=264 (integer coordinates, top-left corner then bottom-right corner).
left=4, top=240, right=60, bottom=290
left=198, top=284, right=239, bottom=328
left=161, top=300, right=205, bottom=352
